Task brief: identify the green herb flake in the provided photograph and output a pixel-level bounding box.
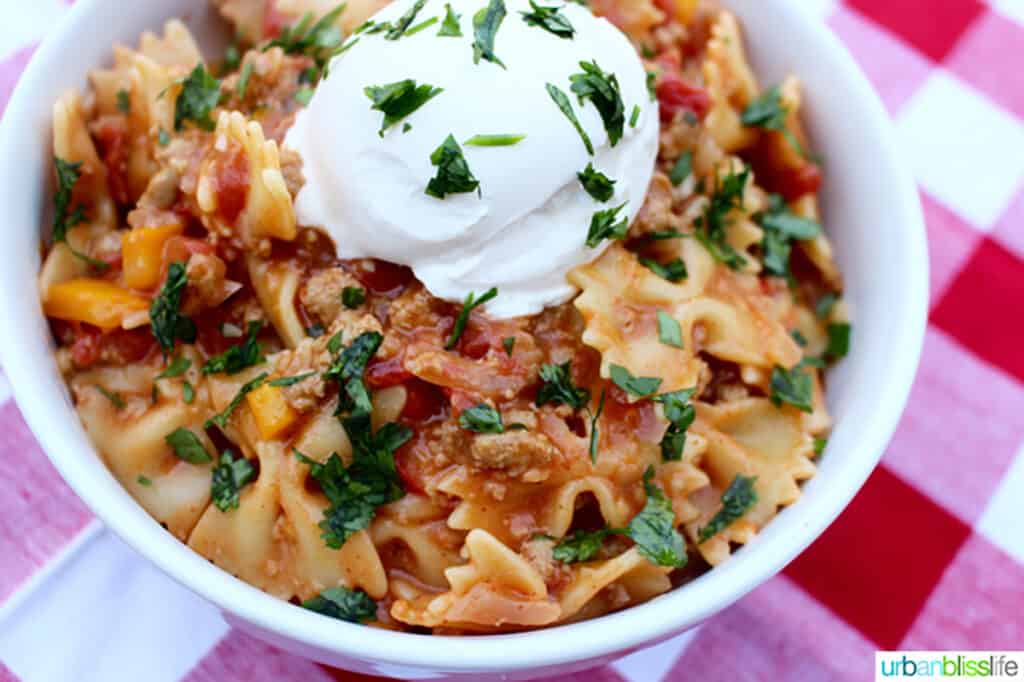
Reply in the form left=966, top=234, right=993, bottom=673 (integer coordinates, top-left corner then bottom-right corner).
left=741, top=85, right=807, bottom=157
left=570, top=59, right=625, bottom=147
left=520, top=0, right=575, bottom=39
left=628, top=466, right=686, bottom=567
left=609, top=364, right=662, bottom=398
left=211, top=450, right=256, bottom=511
left=464, top=133, right=526, bottom=147
left=640, top=257, right=687, bottom=283
left=656, top=311, right=684, bottom=349
left=158, top=128, right=171, bottom=146
left=546, top=83, right=593, bottom=155
left=324, top=331, right=383, bottom=418
left=459, top=403, right=506, bottom=433
left=205, top=373, right=269, bottom=429
left=165, top=427, right=213, bottom=464
left=629, top=104, right=640, bottom=128
left=694, top=167, right=749, bottom=270
left=472, top=0, right=507, bottom=68
left=223, top=44, right=241, bottom=72
left=815, top=292, right=838, bottom=319
left=553, top=527, right=618, bottom=563
left=536, top=362, right=590, bottom=409
left=183, top=380, right=195, bottom=404
left=791, top=329, right=808, bottom=347
left=502, top=336, right=516, bottom=356
left=646, top=69, right=657, bottom=101
left=265, top=3, right=348, bottom=80
left=698, top=474, right=758, bottom=543
left=116, top=89, right=131, bottom=114
left=404, top=15, right=439, bottom=36
left=386, top=0, right=427, bottom=39
left=577, top=163, right=616, bottom=202
left=237, top=61, right=254, bottom=99
left=438, top=3, right=463, bottom=35
left=669, top=151, right=692, bottom=187
left=814, top=437, right=828, bottom=456
left=426, top=134, right=480, bottom=199
left=756, top=194, right=822, bottom=279
left=150, top=261, right=197, bottom=358
left=174, top=64, right=222, bottom=132
left=294, top=86, right=315, bottom=106
left=137, top=475, right=153, bottom=487
left=445, top=287, right=498, bottom=349
left=589, top=388, right=606, bottom=463
left=202, top=321, right=264, bottom=375
left=157, top=356, right=192, bottom=379
left=303, top=587, right=377, bottom=623
left=826, top=323, right=851, bottom=360
left=51, top=157, right=106, bottom=269
left=94, top=385, right=126, bottom=409
left=342, top=286, right=367, bottom=308
left=654, top=388, right=695, bottom=461
left=769, top=364, right=813, bottom=413
left=268, top=372, right=317, bottom=387
left=585, top=202, right=629, bottom=248
left=364, top=79, right=443, bottom=136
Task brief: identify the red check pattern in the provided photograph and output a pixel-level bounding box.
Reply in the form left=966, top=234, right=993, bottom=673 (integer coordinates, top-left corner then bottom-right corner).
left=0, top=1, right=1022, bottom=680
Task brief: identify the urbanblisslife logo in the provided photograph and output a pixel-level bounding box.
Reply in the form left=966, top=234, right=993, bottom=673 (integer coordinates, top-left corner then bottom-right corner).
left=876, top=652, right=1024, bottom=680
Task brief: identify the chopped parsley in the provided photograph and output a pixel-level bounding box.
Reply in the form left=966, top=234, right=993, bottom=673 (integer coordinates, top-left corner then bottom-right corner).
left=646, top=69, right=657, bottom=101
left=386, top=0, right=428, bottom=39
left=472, top=0, right=507, bottom=68
left=438, top=3, right=463, bottom=35
left=815, top=292, right=838, bottom=319
left=756, top=194, right=822, bottom=279
left=342, top=286, right=366, bottom=308
left=445, top=287, right=497, bottom=349
left=628, top=466, right=686, bottom=567
left=165, top=428, right=213, bottom=464
left=589, top=388, right=605, bottom=463
left=51, top=157, right=106, bottom=269
left=268, top=372, right=316, bottom=387
left=536, top=362, right=590, bottom=409
left=585, top=203, right=628, bottom=248
left=157, top=356, right=191, bottom=379
left=520, top=0, right=575, bottom=38
left=137, top=475, right=153, bottom=487
left=458, top=403, right=507, bottom=433
left=173, top=64, right=222, bottom=131
left=94, top=385, right=126, bottom=409
left=825, top=322, right=851, bottom=360
left=791, top=329, right=808, bottom=347
left=669, top=151, right=692, bottom=187
left=546, top=83, right=593, bottom=155
left=609, top=364, right=662, bottom=398
left=630, top=104, right=640, bottom=128
left=183, top=380, right=195, bottom=404
left=364, top=79, right=443, bottom=136
left=656, top=311, right=684, bottom=349
left=211, top=450, right=256, bottom=511
left=769, top=364, right=813, bottom=413
left=426, top=134, right=480, bottom=199
left=640, top=257, right=687, bottom=283
left=654, top=388, right=695, bottom=461
left=116, top=89, right=131, bottom=113
left=150, top=261, right=197, bottom=359
left=202, top=321, right=264, bottom=375
left=237, top=61, right=253, bottom=99
left=265, top=3, right=348, bottom=80
left=502, top=336, right=516, bottom=356
left=741, top=85, right=806, bottom=157
left=552, top=527, right=619, bottom=563
left=694, top=167, right=749, bottom=270
left=303, top=587, right=377, bottom=623
left=206, top=373, right=269, bottom=429
left=294, top=87, right=315, bottom=106
left=577, top=163, right=615, bottom=202
left=324, top=331, right=382, bottom=418
left=158, top=128, right=171, bottom=146
left=570, top=60, right=625, bottom=146
left=814, top=437, right=828, bottom=456
left=404, top=16, right=439, bottom=36
left=464, top=133, right=526, bottom=146
left=223, top=44, right=241, bottom=72
left=698, top=474, right=758, bottom=543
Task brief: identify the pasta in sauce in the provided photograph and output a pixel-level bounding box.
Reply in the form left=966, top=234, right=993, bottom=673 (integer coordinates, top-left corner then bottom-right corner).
left=38, top=0, right=849, bottom=633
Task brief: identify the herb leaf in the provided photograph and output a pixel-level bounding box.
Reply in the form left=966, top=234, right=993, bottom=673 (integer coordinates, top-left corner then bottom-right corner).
left=640, top=257, right=687, bottom=282
left=266, top=3, right=348, bottom=80
left=211, top=450, right=256, bottom=511
left=157, top=356, right=192, bottom=379
left=342, top=286, right=366, bottom=308
left=52, top=157, right=87, bottom=246
left=459, top=403, right=506, bottom=433
left=816, top=292, right=838, bottom=319
left=206, top=373, right=269, bottom=429
left=520, top=0, right=574, bottom=38
left=472, top=0, right=507, bottom=68
left=324, top=331, right=383, bottom=417
left=268, top=372, right=316, bottom=387
left=150, top=261, right=197, bottom=358
left=183, top=381, right=195, bottom=404
left=303, top=587, right=377, bottom=623
left=769, top=364, right=813, bottom=413
left=629, top=104, right=640, bottom=128
left=656, top=311, right=684, bottom=349
left=202, top=321, right=263, bottom=375
left=386, top=0, right=427, bottom=39
left=585, top=203, right=628, bottom=248
left=95, top=385, right=126, bottom=409
left=654, top=388, right=695, bottom=461
left=546, top=83, right=594, bottom=155
left=741, top=85, right=806, bottom=157
left=589, top=388, right=605, bottom=463
left=438, top=3, right=463, bottom=35
left=404, top=16, right=439, bottom=36
left=174, top=64, right=222, bottom=132
left=364, top=79, right=443, bottom=135
left=502, top=336, right=516, bottom=356
left=698, top=474, right=758, bottom=543
left=570, top=60, right=625, bottom=147
left=669, top=151, right=692, bottom=187
left=464, top=133, right=526, bottom=147
left=536, top=362, right=590, bottom=409
left=445, top=287, right=497, bottom=349
left=694, top=167, right=749, bottom=269
left=116, top=89, right=131, bottom=113
left=609, top=364, right=662, bottom=398
left=756, top=194, right=822, bottom=279
left=553, top=527, right=618, bottom=563
left=825, top=322, right=851, bottom=360
left=628, top=466, right=686, bottom=567
left=577, top=163, right=616, bottom=202
left=426, top=134, right=480, bottom=199
left=165, top=428, right=213, bottom=464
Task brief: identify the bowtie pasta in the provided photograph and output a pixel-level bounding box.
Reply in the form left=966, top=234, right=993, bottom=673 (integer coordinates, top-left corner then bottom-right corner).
left=38, top=0, right=849, bottom=633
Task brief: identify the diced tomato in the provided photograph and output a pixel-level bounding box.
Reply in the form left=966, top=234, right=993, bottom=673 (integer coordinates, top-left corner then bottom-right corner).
left=366, top=355, right=414, bottom=388
left=69, top=325, right=102, bottom=368
left=657, top=75, right=711, bottom=123
left=458, top=322, right=494, bottom=360
left=65, top=324, right=154, bottom=367
left=352, top=259, right=414, bottom=297
left=262, top=0, right=289, bottom=39
left=652, top=0, right=675, bottom=24
left=92, top=116, right=130, bottom=205
left=106, top=327, right=157, bottom=364
left=781, top=162, right=823, bottom=201
left=395, top=445, right=428, bottom=495
left=399, top=379, right=448, bottom=424
left=214, top=147, right=249, bottom=223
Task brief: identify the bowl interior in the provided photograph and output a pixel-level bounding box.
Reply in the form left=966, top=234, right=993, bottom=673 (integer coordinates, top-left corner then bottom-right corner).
left=0, top=0, right=927, bottom=677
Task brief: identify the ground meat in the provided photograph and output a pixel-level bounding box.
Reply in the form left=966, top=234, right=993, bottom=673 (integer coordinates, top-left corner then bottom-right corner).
left=279, top=147, right=304, bottom=198
left=185, top=252, right=239, bottom=313
left=136, top=167, right=181, bottom=209
left=631, top=172, right=679, bottom=238
left=521, top=538, right=572, bottom=592
left=469, top=429, right=559, bottom=477
left=299, top=266, right=365, bottom=327
left=388, top=284, right=444, bottom=332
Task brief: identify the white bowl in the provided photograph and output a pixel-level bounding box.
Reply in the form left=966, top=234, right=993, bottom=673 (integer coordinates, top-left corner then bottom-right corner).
left=0, top=0, right=928, bottom=678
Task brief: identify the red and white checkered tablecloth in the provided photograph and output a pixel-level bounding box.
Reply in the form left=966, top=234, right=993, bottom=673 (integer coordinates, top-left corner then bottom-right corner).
left=0, top=0, right=1022, bottom=680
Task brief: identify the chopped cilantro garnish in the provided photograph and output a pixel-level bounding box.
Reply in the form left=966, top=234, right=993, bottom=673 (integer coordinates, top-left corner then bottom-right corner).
left=342, top=286, right=366, bottom=308
left=698, top=474, right=758, bottom=543
left=294, top=87, right=315, bottom=106
left=183, top=380, right=195, bottom=404
left=404, top=16, right=439, bottom=36
left=825, top=322, right=851, bottom=360
left=266, top=3, right=348, bottom=80
left=791, top=329, right=808, bottom=347
left=570, top=59, right=625, bottom=146
left=472, top=0, right=507, bottom=68
left=816, top=292, right=838, bottom=319
left=629, top=104, right=640, bottom=128
left=458, top=403, right=507, bottom=433
left=577, top=163, right=615, bottom=202
left=158, top=128, right=171, bottom=146
left=741, top=85, right=806, bottom=157
left=364, top=79, right=443, bottom=135
left=553, top=527, right=619, bottom=563
left=502, top=336, right=516, bottom=356
left=609, top=364, right=662, bottom=398
left=426, top=134, right=480, bottom=199
left=464, top=133, right=526, bottom=146
left=157, top=356, right=192, bottom=379
left=150, top=261, right=197, bottom=358
left=94, top=385, right=125, bottom=409
left=628, top=466, right=686, bottom=567
left=536, top=362, right=590, bottom=409
left=694, top=167, right=749, bottom=269
left=137, top=475, right=153, bottom=487
left=324, top=331, right=382, bottom=417
left=546, top=83, right=593, bottom=154
left=669, top=151, right=692, bottom=187
left=445, top=287, right=497, bottom=349
left=756, top=194, right=822, bottom=279
left=520, top=0, right=574, bottom=38
left=813, top=437, right=828, bottom=456
left=116, top=89, right=131, bottom=113
left=165, top=427, right=213, bottom=464
left=589, top=388, right=605, bottom=463
left=211, top=450, right=256, bottom=511
left=769, top=364, right=813, bottom=413
left=386, top=0, right=427, bottom=39
left=206, top=373, right=268, bottom=429
left=303, top=587, right=377, bottom=623
left=51, top=157, right=106, bottom=269
left=223, top=44, right=241, bottom=72
left=640, top=257, right=687, bottom=283
left=174, top=64, right=222, bottom=131
left=656, top=311, right=683, bottom=349
left=585, top=203, right=628, bottom=248
left=202, top=321, right=264, bottom=375
left=268, top=372, right=316, bottom=387
left=654, top=388, right=695, bottom=461
left=237, top=61, right=253, bottom=99
left=646, top=69, right=657, bottom=101
left=438, top=3, right=463, bottom=35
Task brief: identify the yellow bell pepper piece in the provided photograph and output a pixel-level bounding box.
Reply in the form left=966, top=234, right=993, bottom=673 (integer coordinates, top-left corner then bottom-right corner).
left=44, top=278, right=149, bottom=330
left=246, top=382, right=299, bottom=440
left=121, top=224, right=184, bottom=290
left=674, top=0, right=697, bottom=23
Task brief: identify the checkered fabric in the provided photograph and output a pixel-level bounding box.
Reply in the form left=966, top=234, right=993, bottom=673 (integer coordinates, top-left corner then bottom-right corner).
left=0, top=0, right=1021, bottom=680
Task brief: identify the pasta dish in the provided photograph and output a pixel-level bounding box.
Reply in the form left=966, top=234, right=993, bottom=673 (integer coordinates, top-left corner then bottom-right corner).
left=37, top=0, right=850, bottom=633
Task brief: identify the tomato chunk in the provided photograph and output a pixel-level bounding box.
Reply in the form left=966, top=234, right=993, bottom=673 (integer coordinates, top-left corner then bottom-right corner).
left=657, top=76, right=711, bottom=123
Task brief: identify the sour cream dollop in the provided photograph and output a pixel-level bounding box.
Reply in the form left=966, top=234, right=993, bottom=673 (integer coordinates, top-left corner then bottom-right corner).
left=286, top=0, right=658, bottom=318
